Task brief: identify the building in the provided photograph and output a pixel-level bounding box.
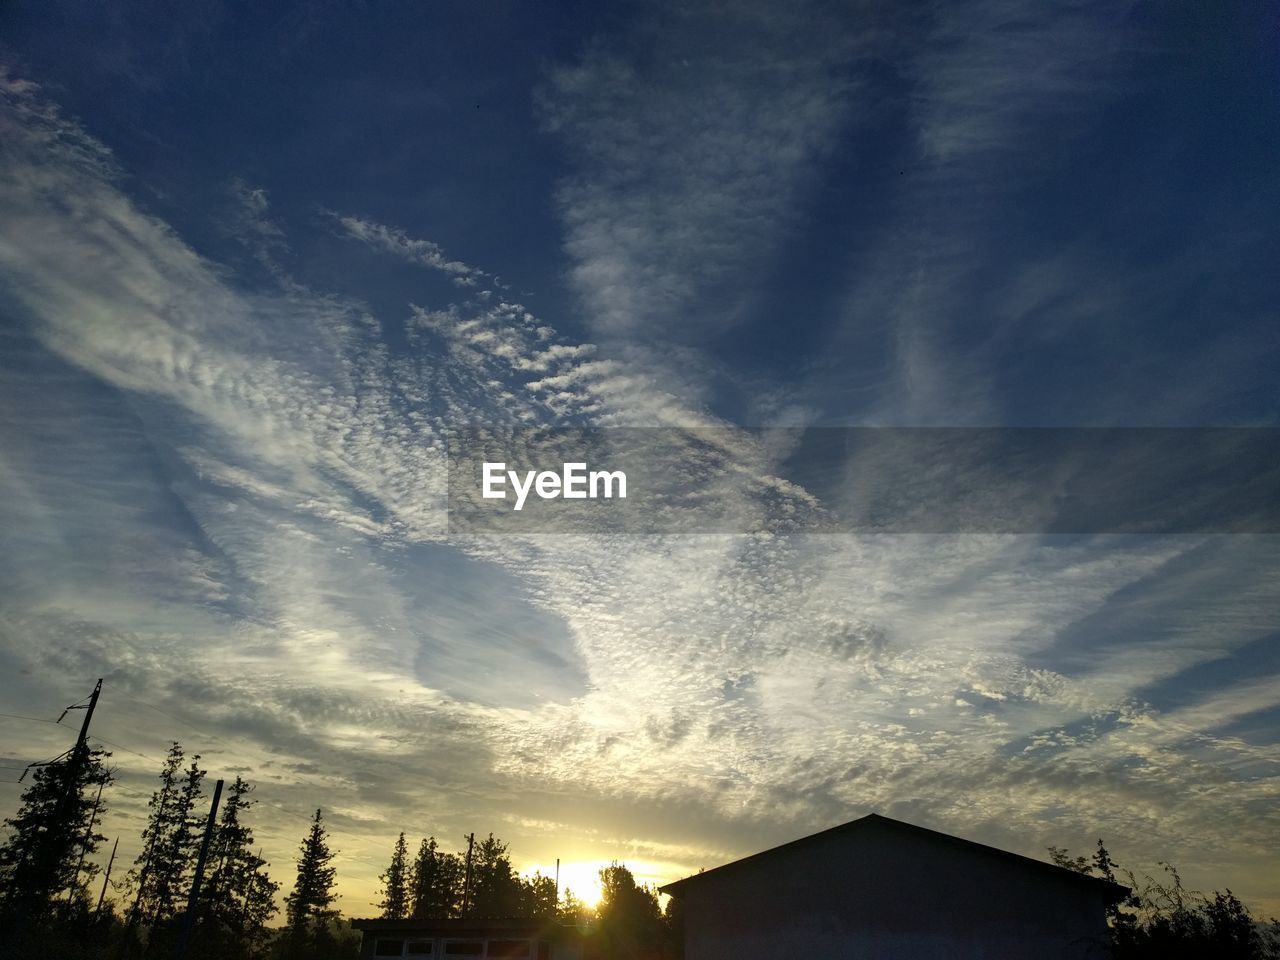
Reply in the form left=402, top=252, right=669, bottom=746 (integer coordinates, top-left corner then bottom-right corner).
left=351, top=917, right=587, bottom=960
left=660, top=813, right=1125, bottom=960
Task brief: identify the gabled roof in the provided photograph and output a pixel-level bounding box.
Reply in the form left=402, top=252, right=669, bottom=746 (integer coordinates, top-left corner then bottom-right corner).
left=659, top=813, right=1128, bottom=900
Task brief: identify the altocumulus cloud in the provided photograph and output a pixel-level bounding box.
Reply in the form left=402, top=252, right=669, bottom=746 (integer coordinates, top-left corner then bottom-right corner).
left=1, top=0, right=1279, bottom=922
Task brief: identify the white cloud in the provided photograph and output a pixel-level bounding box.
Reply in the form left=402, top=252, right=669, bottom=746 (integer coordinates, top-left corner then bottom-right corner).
left=331, top=212, right=490, bottom=289
left=1, top=54, right=1278, bottom=920
left=537, top=0, right=864, bottom=415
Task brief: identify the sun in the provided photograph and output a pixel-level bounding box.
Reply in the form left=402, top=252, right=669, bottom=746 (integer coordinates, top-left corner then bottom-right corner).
left=527, top=860, right=607, bottom=909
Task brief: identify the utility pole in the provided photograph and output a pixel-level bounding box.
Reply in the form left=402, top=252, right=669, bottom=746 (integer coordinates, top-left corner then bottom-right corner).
left=9, top=679, right=104, bottom=949
left=555, top=858, right=560, bottom=906
left=68, top=777, right=106, bottom=903
left=461, top=832, right=475, bottom=917
left=45, top=680, right=103, bottom=881
left=55, top=679, right=103, bottom=907
left=175, top=778, right=223, bottom=960
left=96, top=836, right=120, bottom=918
left=59, top=678, right=103, bottom=807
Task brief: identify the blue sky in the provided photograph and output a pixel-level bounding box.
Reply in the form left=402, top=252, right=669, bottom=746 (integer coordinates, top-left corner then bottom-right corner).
left=1, top=0, right=1278, bottom=915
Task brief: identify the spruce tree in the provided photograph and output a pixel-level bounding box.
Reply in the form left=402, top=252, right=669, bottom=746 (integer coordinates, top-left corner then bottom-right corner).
left=0, top=744, right=113, bottom=927
left=123, top=743, right=206, bottom=943
left=191, top=776, right=279, bottom=959
left=378, top=832, right=409, bottom=919
left=284, top=809, right=338, bottom=957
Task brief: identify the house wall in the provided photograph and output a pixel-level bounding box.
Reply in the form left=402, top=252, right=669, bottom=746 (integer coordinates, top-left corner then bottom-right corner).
left=356, top=929, right=579, bottom=960
left=679, top=823, right=1112, bottom=960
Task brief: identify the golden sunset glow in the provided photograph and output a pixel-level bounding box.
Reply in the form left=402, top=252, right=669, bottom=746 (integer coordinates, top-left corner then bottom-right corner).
left=1, top=0, right=1278, bottom=942
left=526, top=860, right=607, bottom=908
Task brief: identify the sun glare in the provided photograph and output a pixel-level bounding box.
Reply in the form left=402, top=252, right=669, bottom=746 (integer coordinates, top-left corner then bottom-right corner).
left=528, top=860, right=607, bottom=908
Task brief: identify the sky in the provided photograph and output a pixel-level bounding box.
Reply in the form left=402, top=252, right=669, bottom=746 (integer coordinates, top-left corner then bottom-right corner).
left=1, top=0, right=1279, bottom=920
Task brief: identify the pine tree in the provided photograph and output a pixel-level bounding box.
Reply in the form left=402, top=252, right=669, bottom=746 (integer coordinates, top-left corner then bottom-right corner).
left=190, top=776, right=278, bottom=959
left=283, top=809, right=338, bottom=958
left=0, top=744, right=113, bottom=927
left=378, top=833, right=409, bottom=919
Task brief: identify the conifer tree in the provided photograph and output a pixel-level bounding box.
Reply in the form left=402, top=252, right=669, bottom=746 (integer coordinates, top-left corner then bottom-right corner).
left=0, top=744, right=113, bottom=926
left=409, top=837, right=464, bottom=919
left=283, top=809, right=338, bottom=957
left=124, top=743, right=206, bottom=938
left=191, top=776, right=279, bottom=959
left=378, top=832, right=409, bottom=919
left=468, top=833, right=521, bottom=917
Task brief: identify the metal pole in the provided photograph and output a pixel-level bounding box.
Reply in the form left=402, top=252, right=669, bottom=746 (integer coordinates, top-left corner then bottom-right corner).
left=462, top=833, right=475, bottom=917
left=174, top=778, right=223, bottom=960
left=96, top=836, right=120, bottom=917
left=69, top=778, right=106, bottom=903
left=52, top=679, right=102, bottom=893
left=10, top=679, right=103, bottom=950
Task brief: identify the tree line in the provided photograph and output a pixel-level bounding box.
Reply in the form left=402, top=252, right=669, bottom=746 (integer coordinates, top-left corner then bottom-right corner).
left=375, top=832, right=556, bottom=921
left=1048, top=839, right=1280, bottom=959
left=3, top=731, right=1275, bottom=960
left=0, top=737, right=681, bottom=960
left=0, top=740, right=355, bottom=960
left=373, top=832, right=681, bottom=958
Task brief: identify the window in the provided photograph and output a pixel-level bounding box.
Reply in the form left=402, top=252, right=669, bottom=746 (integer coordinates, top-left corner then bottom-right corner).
left=486, top=940, right=530, bottom=959
left=375, top=939, right=405, bottom=957
left=442, top=942, right=484, bottom=956
left=405, top=941, right=435, bottom=957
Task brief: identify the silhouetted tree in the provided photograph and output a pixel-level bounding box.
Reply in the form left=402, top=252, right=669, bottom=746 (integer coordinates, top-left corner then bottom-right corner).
left=0, top=744, right=113, bottom=936
left=1050, top=840, right=1280, bottom=960
left=1092, top=840, right=1140, bottom=941
left=519, top=871, right=559, bottom=920
left=557, top=887, right=593, bottom=925
left=282, top=809, right=338, bottom=959
left=409, top=837, right=464, bottom=919
left=123, top=742, right=207, bottom=950
left=468, top=833, right=522, bottom=917
left=190, top=776, right=279, bottom=959
left=378, top=832, right=410, bottom=919
left=596, top=863, right=664, bottom=960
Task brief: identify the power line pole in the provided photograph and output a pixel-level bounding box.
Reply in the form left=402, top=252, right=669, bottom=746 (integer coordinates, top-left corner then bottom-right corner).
left=461, top=833, right=475, bottom=918
left=67, top=776, right=106, bottom=904
left=96, top=836, right=120, bottom=918
left=59, top=677, right=102, bottom=802
left=8, top=679, right=104, bottom=949
left=55, top=678, right=103, bottom=903
left=174, top=777, right=223, bottom=960
left=42, top=680, right=103, bottom=879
